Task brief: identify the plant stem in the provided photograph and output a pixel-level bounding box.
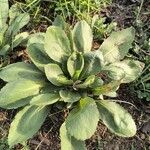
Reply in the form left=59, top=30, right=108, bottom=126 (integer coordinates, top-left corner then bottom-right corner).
left=136, top=0, right=144, bottom=21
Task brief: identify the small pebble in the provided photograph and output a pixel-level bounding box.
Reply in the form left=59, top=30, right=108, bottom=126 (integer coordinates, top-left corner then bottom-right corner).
left=140, top=133, right=145, bottom=139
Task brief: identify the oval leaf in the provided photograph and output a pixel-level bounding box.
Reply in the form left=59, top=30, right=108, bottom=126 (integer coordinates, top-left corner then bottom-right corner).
left=59, top=90, right=81, bottom=102
left=27, top=33, right=52, bottom=71
left=9, top=4, right=21, bottom=23
left=73, top=20, right=93, bottom=53
left=0, top=62, right=44, bottom=82
left=80, top=50, right=104, bottom=79
left=44, top=26, right=71, bottom=63
left=60, top=123, right=86, bottom=150
left=102, top=65, right=125, bottom=81
left=45, top=63, right=73, bottom=86
left=8, top=105, right=49, bottom=147
left=53, top=16, right=74, bottom=51
left=93, top=81, right=120, bottom=95
left=99, top=27, right=135, bottom=64
left=0, top=79, right=45, bottom=108
left=66, top=97, right=99, bottom=140
left=5, top=13, right=30, bottom=42
left=67, top=52, right=84, bottom=80
left=53, top=15, right=66, bottom=29
left=111, top=59, right=144, bottom=83
left=30, top=93, right=60, bottom=106
left=97, top=100, right=137, bottom=137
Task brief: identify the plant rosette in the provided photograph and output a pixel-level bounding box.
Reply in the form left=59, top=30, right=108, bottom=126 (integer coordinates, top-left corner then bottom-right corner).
left=0, top=17, right=144, bottom=149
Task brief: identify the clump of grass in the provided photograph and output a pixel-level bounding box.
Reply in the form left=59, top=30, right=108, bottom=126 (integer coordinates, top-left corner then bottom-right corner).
left=131, top=0, right=150, bottom=101
left=51, top=0, right=112, bottom=22
left=11, top=0, right=112, bottom=30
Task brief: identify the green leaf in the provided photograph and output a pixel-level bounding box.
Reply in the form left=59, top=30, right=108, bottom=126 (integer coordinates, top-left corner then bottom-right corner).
left=53, top=15, right=66, bottom=29
left=0, top=25, right=8, bottom=45
left=9, top=4, right=21, bottom=23
left=30, top=93, right=60, bottom=106
left=104, top=92, right=118, bottom=98
left=102, top=65, right=125, bottom=81
left=59, top=90, right=81, bottom=102
left=66, top=97, right=99, bottom=140
left=4, top=96, right=32, bottom=109
left=53, top=16, right=74, bottom=51
left=75, top=75, right=95, bottom=89
left=0, top=62, right=44, bottom=82
left=73, top=20, right=93, bottom=53
left=111, top=59, right=144, bottom=83
left=8, top=105, right=49, bottom=147
left=27, top=33, right=52, bottom=71
left=97, top=100, right=137, bottom=137
left=60, top=123, right=86, bottom=150
left=28, top=33, right=45, bottom=45
left=0, top=0, right=9, bottom=28
left=0, top=79, right=45, bottom=108
left=93, top=81, right=120, bottom=95
left=0, top=44, right=10, bottom=56
left=80, top=50, right=104, bottom=79
left=45, top=63, right=73, bottom=86
left=13, top=32, right=29, bottom=48
left=5, top=13, right=30, bottom=42
left=67, top=52, right=84, bottom=80
left=99, top=27, right=135, bottom=64
left=90, top=77, right=104, bottom=89
left=44, top=26, right=71, bottom=63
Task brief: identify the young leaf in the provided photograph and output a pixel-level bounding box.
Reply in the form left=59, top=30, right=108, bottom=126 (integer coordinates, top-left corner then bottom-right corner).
left=27, top=33, right=52, bottom=71
left=73, top=20, right=93, bottom=53
left=45, top=63, right=73, bottom=86
left=93, top=81, right=120, bottom=95
left=10, top=13, right=30, bottom=34
left=8, top=105, right=49, bottom=147
left=75, top=75, right=95, bottom=89
left=59, top=90, right=81, bottom=102
left=66, top=97, right=99, bottom=140
left=0, top=79, right=45, bottom=108
left=99, top=27, right=135, bottom=64
left=53, top=15, right=66, bottom=29
left=67, top=52, right=84, bottom=80
left=44, top=26, right=71, bottom=63
left=5, top=13, right=30, bottom=42
left=30, top=93, right=60, bottom=106
left=60, top=123, right=86, bottom=150
left=97, top=100, right=137, bottom=137
left=0, top=62, right=44, bottom=82
left=80, top=50, right=104, bottom=79
left=13, top=32, right=29, bottom=48
left=9, top=4, right=21, bottom=23
left=110, top=59, right=144, bottom=83
left=0, top=0, right=9, bottom=28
